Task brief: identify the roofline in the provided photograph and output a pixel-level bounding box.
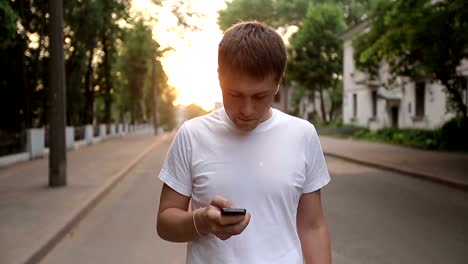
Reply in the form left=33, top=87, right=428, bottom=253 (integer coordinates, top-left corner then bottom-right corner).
left=338, top=19, right=369, bottom=41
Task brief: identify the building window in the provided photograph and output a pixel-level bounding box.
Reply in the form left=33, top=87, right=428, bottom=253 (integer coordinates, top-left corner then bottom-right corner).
left=353, top=93, right=357, bottom=117
left=371, top=90, right=377, bottom=117
left=415, top=82, right=425, bottom=117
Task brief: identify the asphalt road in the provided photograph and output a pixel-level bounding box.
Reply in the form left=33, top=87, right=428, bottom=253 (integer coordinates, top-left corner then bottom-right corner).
left=325, top=157, right=468, bottom=264
left=42, top=142, right=468, bottom=264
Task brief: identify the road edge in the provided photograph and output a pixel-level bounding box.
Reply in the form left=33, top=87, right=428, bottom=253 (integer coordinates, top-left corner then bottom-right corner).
left=324, top=152, right=468, bottom=191
left=25, top=134, right=168, bottom=264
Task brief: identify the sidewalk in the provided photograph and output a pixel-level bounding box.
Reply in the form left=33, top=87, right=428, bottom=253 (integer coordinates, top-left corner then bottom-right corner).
left=0, top=132, right=172, bottom=264
left=320, top=136, right=468, bottom=190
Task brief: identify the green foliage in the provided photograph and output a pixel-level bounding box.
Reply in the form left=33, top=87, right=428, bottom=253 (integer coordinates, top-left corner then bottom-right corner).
left=0, top=0, right=18, bottom=49
left=316, top=123, right=362, bottom=138
left=218, top=0, right=373, bottom=123
left=116, top=19, right=155, bottom=123
left=288, top=3, right=346, bottom=122
left=157, top=85, right=177, bottom=131
left=0, top=0, right=186, bottom=133
left=439, top=118, right=468, bottom=151
left=185, top=104, right=209, bottom=120
left=351, top=120, right=468, bottom=152
left=218, top=0, right=273, bottom=30
left=218, top=0, right=307, bottom=30
left=289, top=3, right=346, bottom=88
left=218, top=0, right=372, bottom=30
left=352, top=128, right=439, bottom=150
left=354, top=0, right=468, bottom=120
left=114, top=18, right=175, bottom=129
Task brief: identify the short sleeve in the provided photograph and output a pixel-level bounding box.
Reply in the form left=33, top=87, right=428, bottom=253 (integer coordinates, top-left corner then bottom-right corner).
left=303, top=125, right=331, bottom=193
left=158, top=123, right=193, bottom=197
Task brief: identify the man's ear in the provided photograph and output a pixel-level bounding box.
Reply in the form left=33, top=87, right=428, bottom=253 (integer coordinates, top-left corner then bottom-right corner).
left=275, top=79, right=282, bottom=95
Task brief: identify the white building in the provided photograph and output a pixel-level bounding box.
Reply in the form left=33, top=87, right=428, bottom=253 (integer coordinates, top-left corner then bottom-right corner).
left=296, top=90, right=329, bottom=122
left=340, top=20, right=468, bottom=130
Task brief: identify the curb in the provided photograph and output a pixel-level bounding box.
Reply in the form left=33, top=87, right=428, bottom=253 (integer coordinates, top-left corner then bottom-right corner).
left=24, top=134, right=168, bottom=264
left=324, top=151, right=468, bottom=191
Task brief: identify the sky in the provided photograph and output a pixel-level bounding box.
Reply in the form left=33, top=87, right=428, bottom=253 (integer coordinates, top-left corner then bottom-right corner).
left=131, top=0, right=227, bottom=111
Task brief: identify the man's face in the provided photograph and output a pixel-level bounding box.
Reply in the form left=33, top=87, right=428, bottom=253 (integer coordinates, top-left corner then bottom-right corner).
left=219, top=73, right=279, bottom=132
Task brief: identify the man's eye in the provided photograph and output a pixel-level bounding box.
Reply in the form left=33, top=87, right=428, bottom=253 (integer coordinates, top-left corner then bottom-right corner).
left=254, top=95, right=267, bottom=100
left=231, top=93, right=241, bottom=98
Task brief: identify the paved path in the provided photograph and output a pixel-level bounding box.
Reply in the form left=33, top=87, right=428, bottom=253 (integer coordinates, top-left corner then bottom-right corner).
left=42, top=140, right=186, bottom=264
left=320, top=136, right=468, bottom=189
left=0, top=132, right=172, bottom=264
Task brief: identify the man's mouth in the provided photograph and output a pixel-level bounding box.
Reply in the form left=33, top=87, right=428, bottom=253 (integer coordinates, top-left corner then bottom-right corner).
left=238, top=117, right=256, bottom=122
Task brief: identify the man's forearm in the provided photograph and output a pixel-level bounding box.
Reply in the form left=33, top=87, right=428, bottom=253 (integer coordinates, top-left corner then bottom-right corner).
left=299, top=224, right=332, bottom=264
left=157, top=208, right=200, bottom=242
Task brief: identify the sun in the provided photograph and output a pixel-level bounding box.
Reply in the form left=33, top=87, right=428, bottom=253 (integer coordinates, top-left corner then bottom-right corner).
left=132, top=0, right=226, bottom=111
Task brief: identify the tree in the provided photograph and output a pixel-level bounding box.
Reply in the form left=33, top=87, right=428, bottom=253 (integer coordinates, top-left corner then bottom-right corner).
left=0, top=1, right=18, bottom=49
left=354, top=0, right=468, bottom=123
left=48, top=0, right=67, bottom=186
left=96, top=0, right=131, bottom=125
left=288, top=3, right=346, bottom=123
left=218, top=0, right=371, bottom=122
left=116, top=19, right=157, bottom=123
left=218, top=0, right=371, bottom=30
left=185, top=104, right=209, bottom=120
left=157, top=85, right=177, bottom=131
left=116, top=19, right=175, bottom=125
left=63, top=0, right=131, bottom=126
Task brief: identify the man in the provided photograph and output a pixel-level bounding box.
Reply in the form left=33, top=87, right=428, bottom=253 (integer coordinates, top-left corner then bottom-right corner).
left=157, top=21, right=331, bottom=264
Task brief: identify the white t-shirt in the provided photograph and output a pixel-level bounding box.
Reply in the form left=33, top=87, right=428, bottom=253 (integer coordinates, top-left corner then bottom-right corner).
left=159, top=107, right=330, bottom=264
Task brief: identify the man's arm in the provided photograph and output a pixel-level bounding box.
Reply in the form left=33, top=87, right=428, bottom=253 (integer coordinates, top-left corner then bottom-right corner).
left=157, top=183, right=195, bottom=242
left=297, top=190, right=331, bottom=264
left=157, top=184, right=251, bottom=242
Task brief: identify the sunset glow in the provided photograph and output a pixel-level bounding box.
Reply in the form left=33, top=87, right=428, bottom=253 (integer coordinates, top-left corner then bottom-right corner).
left=132, top=0, right=226, bottom=111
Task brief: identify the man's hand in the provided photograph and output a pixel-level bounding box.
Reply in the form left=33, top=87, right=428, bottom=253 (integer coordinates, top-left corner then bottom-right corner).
left=195, top=196, right=251, bottom=240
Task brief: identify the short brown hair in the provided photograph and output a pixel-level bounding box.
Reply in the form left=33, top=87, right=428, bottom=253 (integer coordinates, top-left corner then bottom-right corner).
left=218, top=21, right=287, bottom=83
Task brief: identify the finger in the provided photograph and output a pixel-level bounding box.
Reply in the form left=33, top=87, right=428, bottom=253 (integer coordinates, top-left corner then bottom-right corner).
left=224, top=212, right=251, bottom=235
left=210, top=196, right=235, bottom=209
left=232, top=213, right=251, bottom=235
left=219, top=215, right=245, bottom=226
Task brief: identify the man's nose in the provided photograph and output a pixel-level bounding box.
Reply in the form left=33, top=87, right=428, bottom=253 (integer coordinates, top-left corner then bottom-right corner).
left=240, top=98, right=255, bottom=117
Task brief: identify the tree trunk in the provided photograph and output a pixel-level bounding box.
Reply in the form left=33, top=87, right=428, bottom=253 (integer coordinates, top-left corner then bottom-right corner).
left=102, top=33, right=113, bottom=124
left=329, top=100, right=335, bottom=122
left=319, top=88, right=327, bottom=123
left=152, top=58, right=159, bottom=134
left=83, top=48, right=94, bottom=124
left=48, top=0, right=67, bottom=187
left=441, top=78, right=468, bottom=122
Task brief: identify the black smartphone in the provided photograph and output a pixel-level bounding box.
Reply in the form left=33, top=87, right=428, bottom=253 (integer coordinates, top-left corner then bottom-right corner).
left=221, top=208, right=246, bottom=216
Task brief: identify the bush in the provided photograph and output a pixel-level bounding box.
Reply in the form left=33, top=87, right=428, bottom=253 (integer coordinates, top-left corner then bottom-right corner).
left=439, top=118, right=468, bottom=151
left=352, top=127, right=441, bottom=150
left=321, top=118, right=468, bottom=152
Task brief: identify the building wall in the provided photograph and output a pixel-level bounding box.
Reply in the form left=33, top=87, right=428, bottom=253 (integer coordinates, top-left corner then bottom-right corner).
left=399, top=81, right=454, bottom=129
left=342, top=33, right=459, bottom=130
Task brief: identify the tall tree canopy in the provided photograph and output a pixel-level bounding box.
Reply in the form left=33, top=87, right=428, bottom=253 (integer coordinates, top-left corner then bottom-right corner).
left=288, top=3, right=346, bottom=122
left=0, top=0, right=185, bottom=132
left=354, top=0, right=468, bottom=121
left=218, top=0, right=371, bottom=30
